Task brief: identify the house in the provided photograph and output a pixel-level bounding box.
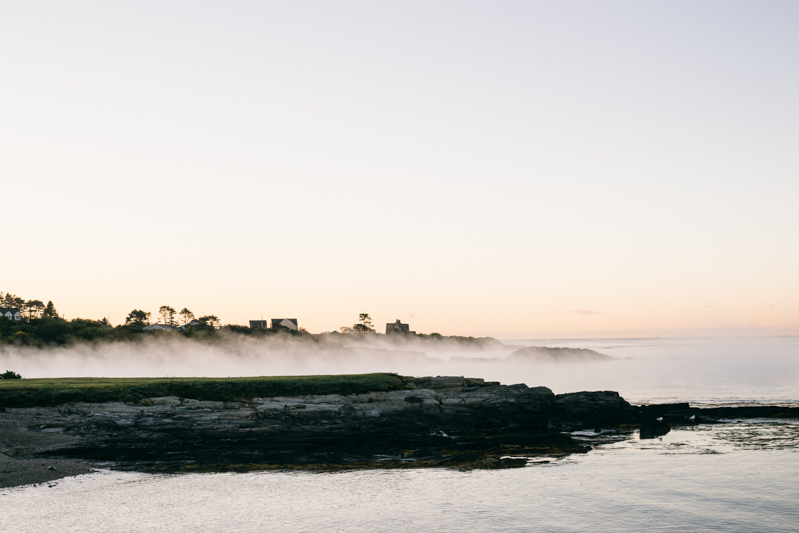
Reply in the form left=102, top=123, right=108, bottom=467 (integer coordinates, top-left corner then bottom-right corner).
left=0, top=307, right=22, bottom=321
left=143, top=323, right=179, bottom=331
left=271, top=318, right=298, bottom=331
left=249, top=320, right=269, bottom=329
left=386, top=319, right=414, bottom=335
left=179, top=320, right=202, bottom=331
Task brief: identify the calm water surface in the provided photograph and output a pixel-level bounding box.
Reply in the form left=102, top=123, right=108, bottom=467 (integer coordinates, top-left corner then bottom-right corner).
left=3, top=422, right=798, bottom=532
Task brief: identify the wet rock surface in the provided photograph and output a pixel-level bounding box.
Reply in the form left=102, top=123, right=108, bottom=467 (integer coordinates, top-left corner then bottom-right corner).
left=555, top=391, right=638, bottom=428
left=22, top=377, right=579, bottom=472
left=2, top=377, right=797, bottom=486
left=0, top=417, right=93, bottom=488
left=635, top=403, right=799, bottom=439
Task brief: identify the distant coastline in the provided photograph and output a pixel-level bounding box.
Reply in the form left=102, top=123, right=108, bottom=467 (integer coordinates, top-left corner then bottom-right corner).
left=0, top=293, right=503, bottom=351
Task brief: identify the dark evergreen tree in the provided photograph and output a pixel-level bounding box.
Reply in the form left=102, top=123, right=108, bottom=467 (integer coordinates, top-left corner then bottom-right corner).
left=198, top=315, right=220, bottom=328
left=24, top=300, right=45, bottom=319
left=352, top=313, right=375, bottom=333
left=42, top=300, right=58, bottom=318
left=179, top=308, right=195, bottom=325
left=125, top=309, right=151, bottom=326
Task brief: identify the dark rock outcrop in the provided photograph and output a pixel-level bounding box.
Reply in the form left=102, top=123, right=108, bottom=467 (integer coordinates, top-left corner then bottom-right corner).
left=4, top=377, right=588, bottom=473
left=636, top=403, right=799, bottom=434
left=639, top=417, right=671, bottom=439
left=640, top=403, right=799, bottom=421
left=3, top=377, right=795, bottom=484
left=554, top=391, right=638, bottom=429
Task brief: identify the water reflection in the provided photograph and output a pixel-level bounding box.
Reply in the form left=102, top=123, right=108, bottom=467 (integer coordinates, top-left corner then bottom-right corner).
left=3, top=422, right=798, bottom=533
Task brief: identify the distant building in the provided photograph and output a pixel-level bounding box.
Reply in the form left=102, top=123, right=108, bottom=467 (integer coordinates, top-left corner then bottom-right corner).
left=0, top=308, right=22, bottom=321
left=179, top=320, right=202, bottom=331
left=386, top=320, right=414, bottom=335
left=143, top=323, right=179, bottom=331
left=271, top=318, right=298, bottom=331
left=249, top=320, right=269, bottom=329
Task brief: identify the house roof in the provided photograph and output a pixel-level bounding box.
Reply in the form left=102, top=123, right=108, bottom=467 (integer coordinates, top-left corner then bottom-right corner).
left=178, top=320, right=202, bottom=331
left=0, top=308, right=21, bottom=313
left=271, top=318, right=298, bottom=330
left=143, top=323, right=179, bottom=331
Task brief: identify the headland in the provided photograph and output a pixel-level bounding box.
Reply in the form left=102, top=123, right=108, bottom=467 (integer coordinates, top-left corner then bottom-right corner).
left=2, top=373, right=797, bottom=489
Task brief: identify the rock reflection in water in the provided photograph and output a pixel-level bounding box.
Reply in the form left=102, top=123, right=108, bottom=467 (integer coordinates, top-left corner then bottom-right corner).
left=3, top=423, right=798, bottom=533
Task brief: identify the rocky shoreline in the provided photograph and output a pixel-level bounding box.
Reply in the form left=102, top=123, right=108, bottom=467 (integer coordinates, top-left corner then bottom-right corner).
left=2, top=376, right=797, bottom=489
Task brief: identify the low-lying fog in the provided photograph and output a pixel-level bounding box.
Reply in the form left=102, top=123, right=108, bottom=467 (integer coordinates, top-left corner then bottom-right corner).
left=2, top=335, right=798, bottom=404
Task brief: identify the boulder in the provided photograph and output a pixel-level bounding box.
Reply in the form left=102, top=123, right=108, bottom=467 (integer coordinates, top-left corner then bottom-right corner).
left=554, top=391, right=637, bottom=429
left=640, top=418, right=671, bottom=439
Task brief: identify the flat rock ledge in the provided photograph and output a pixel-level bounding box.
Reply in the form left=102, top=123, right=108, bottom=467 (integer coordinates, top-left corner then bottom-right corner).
left=2, top=376, right=797, bottom=487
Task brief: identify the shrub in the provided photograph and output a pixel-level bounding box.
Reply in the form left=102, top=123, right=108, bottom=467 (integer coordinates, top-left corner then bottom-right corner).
left=1, top=370, right=22, bottom=380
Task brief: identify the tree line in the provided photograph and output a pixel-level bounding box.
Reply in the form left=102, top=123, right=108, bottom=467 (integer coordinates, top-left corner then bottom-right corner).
left=124, top=306, right=220, bottom=328
left=1, top=292, right=221, bottom=330
left=338, top=313, right=375, bottom=334
left=1, top=292, right=59, bottom=319
left=0, top=290, right=227, bottom=347
left=1, top=290, right=431, bottom=349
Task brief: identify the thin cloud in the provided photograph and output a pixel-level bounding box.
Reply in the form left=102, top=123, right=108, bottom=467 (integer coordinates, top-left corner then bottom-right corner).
left=568, top=310, right=600, bottom=316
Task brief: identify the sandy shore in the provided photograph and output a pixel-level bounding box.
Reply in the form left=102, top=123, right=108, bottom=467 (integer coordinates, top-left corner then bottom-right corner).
left=0, top=411, right=94, bottom=489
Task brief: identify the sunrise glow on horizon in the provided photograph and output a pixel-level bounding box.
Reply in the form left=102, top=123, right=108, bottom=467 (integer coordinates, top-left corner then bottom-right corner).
left=2, top=1, right=798, bottom=338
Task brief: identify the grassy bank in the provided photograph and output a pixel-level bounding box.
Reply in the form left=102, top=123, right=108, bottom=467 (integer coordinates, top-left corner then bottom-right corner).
left=0, top=373, right=404, bottom=408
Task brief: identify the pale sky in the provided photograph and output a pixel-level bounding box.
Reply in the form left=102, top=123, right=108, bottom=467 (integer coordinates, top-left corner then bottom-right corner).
left=2, top=1, right=798, bottom=338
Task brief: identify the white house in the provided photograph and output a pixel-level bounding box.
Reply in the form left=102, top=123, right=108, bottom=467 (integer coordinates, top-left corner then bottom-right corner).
left=0, top=307, right=22, bottom=321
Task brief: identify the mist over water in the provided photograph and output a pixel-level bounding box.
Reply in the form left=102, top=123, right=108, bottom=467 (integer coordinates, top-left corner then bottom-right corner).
left=492, top=336, right=799, bottom=404
left=2, top=335, right=797, bottom=404
left=4, top=335, right=799, bottom=533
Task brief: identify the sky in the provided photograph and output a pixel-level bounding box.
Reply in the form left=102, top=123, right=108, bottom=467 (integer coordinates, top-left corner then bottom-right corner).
left=1, top=1, right=798, bottom=338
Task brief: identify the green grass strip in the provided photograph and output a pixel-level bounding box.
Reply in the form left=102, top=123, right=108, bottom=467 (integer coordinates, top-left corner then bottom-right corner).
left=0, top=373, right=404, bottom=408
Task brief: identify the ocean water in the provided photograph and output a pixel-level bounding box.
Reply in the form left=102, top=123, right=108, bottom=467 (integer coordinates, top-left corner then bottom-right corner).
left=459, top=336, right=799, bottom=405
left=2, top=337, right=798, bottom=532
